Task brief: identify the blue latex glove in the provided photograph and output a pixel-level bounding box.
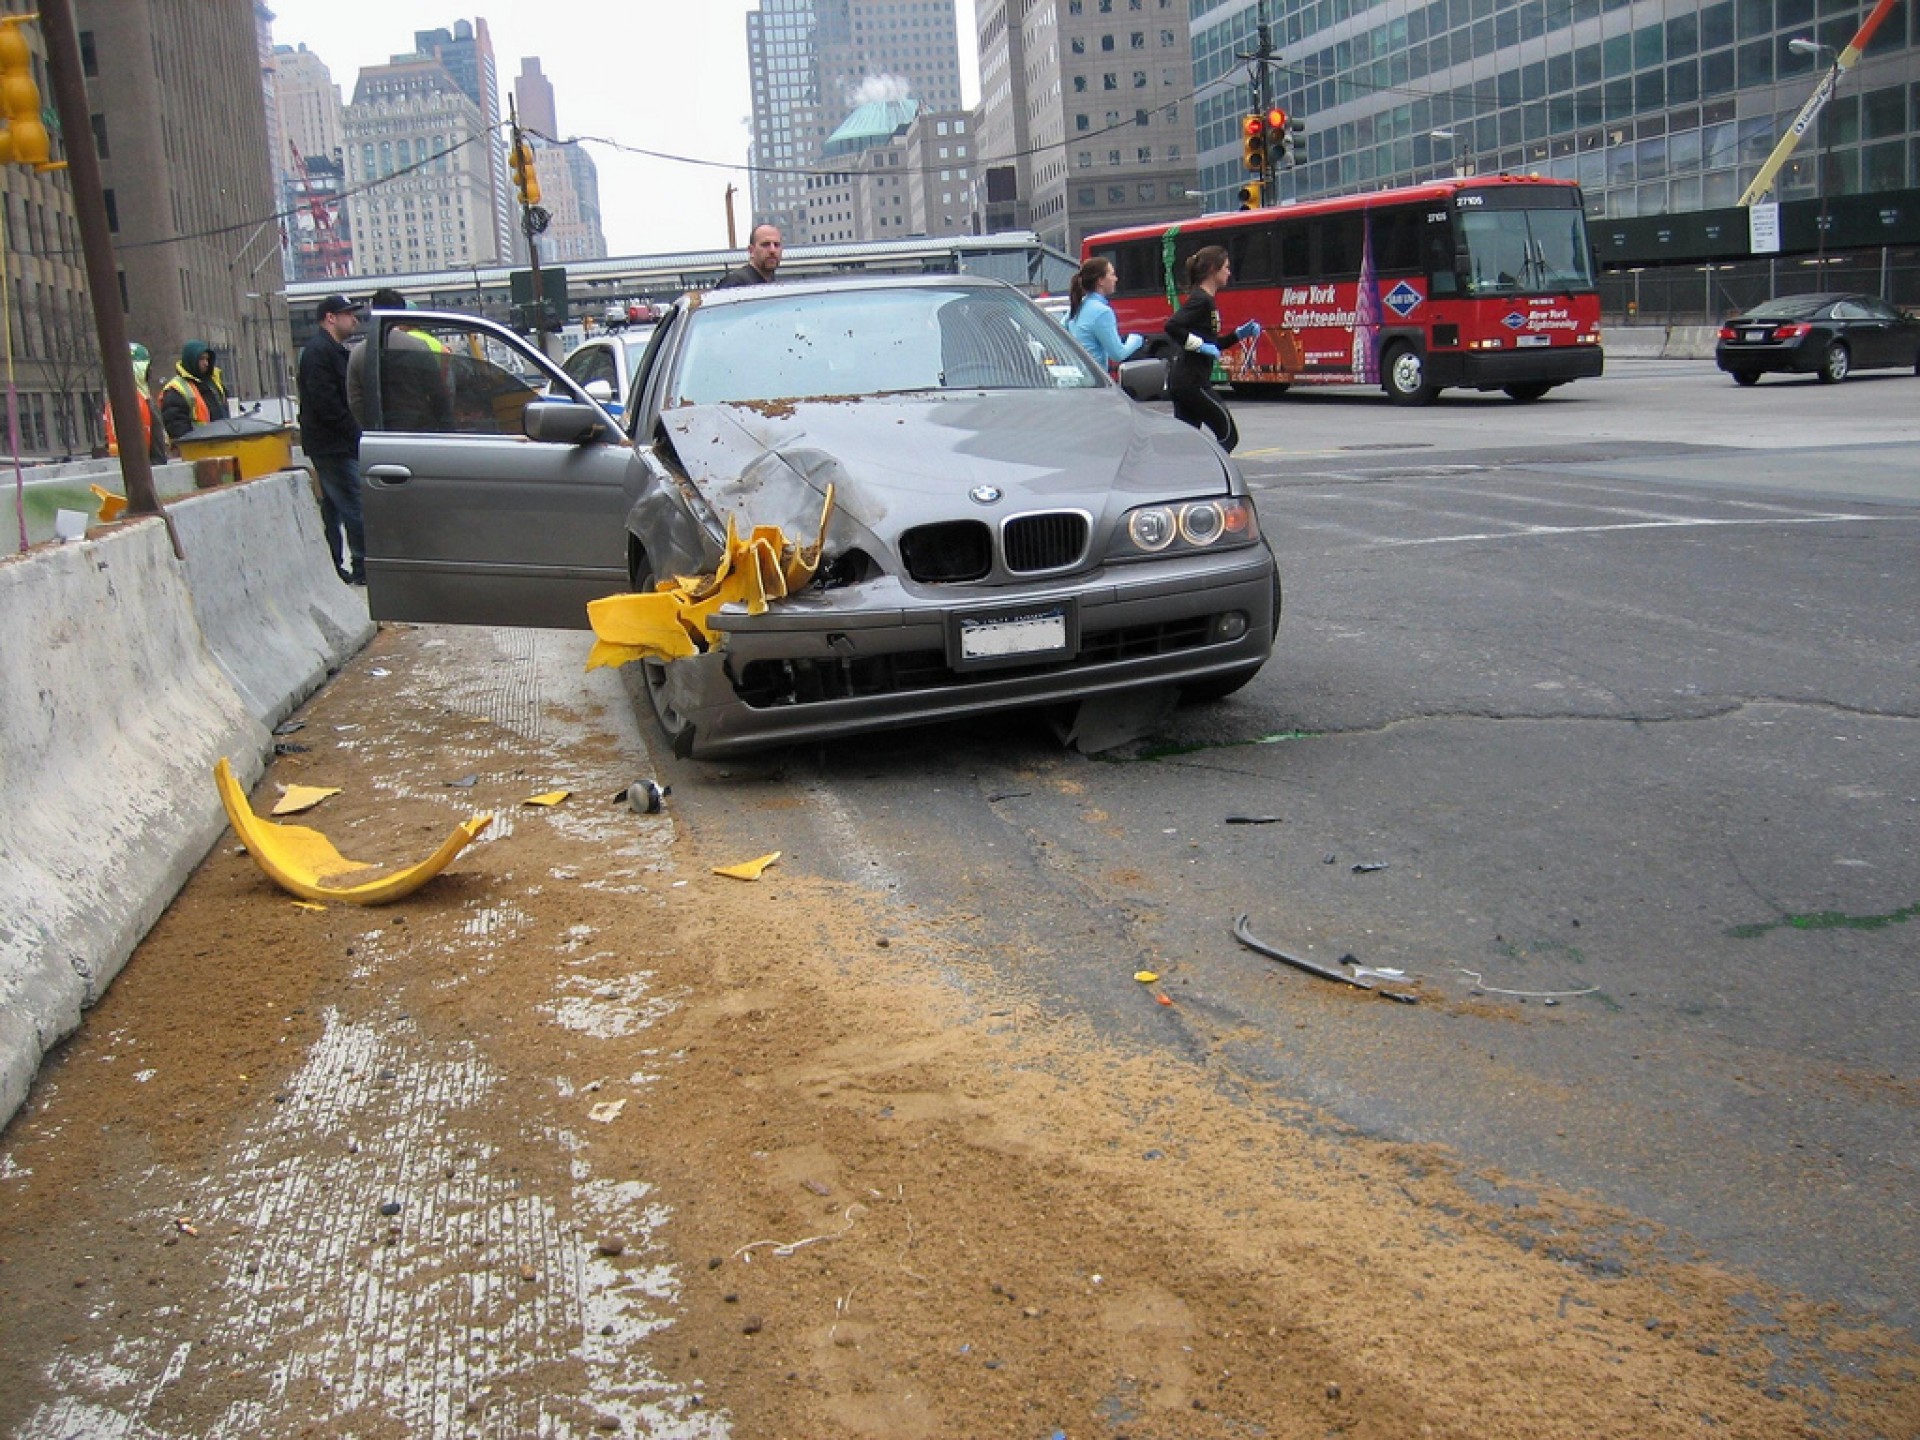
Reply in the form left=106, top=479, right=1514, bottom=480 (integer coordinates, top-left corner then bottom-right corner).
left=1196, top=342, right=1222, bottom=359
left=1235, top=320, right=1261, bottom=342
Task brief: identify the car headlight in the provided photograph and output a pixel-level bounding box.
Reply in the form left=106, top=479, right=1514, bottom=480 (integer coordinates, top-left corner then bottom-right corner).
left=1119, top=497, right=1259, bottom=557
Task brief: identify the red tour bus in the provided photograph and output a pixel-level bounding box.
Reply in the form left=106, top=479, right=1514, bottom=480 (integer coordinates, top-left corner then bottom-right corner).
left=1082, top=175, right=1604, bottom=405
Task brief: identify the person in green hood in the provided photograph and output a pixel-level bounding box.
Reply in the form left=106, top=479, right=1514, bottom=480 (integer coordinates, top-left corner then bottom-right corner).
left=160, top=340, right=230, bottom=440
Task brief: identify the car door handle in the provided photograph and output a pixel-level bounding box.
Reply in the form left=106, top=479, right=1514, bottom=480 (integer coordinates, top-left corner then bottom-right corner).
left=365, top=465, right=412, bottom=484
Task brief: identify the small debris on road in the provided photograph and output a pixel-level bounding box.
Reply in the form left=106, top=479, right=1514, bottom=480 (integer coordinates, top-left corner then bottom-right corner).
left=1232, top=915, right=1418, bottom=1004
left=613, top=779, right=668, bottom=814
left=445, top=773, right=480, bottom=788
left=1351, top=862, right=1390, bottom=874
left=1225, top=815, right=1283, bottom=825
left=713, top=851, right=781, bottom=881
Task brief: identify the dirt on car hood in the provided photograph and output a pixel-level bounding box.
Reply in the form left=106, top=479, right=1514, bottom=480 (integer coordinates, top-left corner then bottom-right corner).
left=651, top=390, right=1232, bottom=577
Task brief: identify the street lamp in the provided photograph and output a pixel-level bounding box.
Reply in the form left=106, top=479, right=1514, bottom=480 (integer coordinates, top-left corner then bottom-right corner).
left=1429, top=129, right=1463, bottom=179
left=1788, top=37, right=1839, bottom=269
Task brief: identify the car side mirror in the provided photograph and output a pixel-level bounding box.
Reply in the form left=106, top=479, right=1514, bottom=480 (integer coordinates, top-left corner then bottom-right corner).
left=583, top=379, right=614, bottom=402
left=522, top=400, right=606, bottom=444
left=1117, top=357, right=1167, bottom=402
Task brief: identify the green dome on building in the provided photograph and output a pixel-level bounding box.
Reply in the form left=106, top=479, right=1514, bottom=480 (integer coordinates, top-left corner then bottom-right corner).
left=823, top=97, right=920, bottom=160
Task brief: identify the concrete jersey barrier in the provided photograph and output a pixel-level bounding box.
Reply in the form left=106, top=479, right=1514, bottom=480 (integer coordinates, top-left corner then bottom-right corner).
left=0, top=472, right=374, bottom=1132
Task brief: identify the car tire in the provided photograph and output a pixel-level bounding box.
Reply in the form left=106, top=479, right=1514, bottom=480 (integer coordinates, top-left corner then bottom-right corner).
left=1818, top=341, right=1850, bottom=384
left=632, top=557, right=698, bottom=759
left=1502, top=382, right=1552, bottom=402
left=1383, top=343, right=1436, bottom=406
left=1731, top=370, right=1761, bottom=387
left=1181, top=565, right=1281, bottom=703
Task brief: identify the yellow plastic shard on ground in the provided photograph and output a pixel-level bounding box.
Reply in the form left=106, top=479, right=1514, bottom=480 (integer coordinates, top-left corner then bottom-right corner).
left=90, top=485, right=126, bottom=522
left=712, top=850, right=781, bottom=881
left=585, top=485, right=835, bottom=671
left=215, top=758, right=491, bottom=906
left=272, top=783, right=341, bottom=816
left=522, top=790, right=570, bottom=807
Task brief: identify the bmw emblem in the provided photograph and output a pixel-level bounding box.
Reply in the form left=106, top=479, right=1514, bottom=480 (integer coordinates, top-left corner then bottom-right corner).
left=969, top=484, right=1002, bottom=505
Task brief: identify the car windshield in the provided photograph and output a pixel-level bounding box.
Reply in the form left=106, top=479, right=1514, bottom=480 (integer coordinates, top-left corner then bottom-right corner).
left=670, top=286, right=1106, bottom=405
left=1741, top=296, right=1831, bottom=319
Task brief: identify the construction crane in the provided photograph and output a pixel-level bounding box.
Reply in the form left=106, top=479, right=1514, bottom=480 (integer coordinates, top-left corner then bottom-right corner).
left=287, top=140, right=351, bottom=280
left=1737, top=0, right=1899, bottom=207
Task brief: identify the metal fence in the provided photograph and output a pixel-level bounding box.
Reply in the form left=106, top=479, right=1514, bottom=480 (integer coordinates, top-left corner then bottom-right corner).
left=1600, top=247, right=1920, bottom=326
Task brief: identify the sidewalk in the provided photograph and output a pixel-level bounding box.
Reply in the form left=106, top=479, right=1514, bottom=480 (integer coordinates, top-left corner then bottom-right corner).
left=0, top=624, right=721, bottom=1437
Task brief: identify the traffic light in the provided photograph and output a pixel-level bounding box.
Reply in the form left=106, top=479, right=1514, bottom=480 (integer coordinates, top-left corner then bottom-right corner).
left=1237, top=181, right=1263, bottom=210
left=1269, top=106, right=1304, bottom=166
left=0, top=16, right=51, bottom=169
left=509, top=136, right=541, bottom=206
left=1241, top=113, right=1268, bottom=172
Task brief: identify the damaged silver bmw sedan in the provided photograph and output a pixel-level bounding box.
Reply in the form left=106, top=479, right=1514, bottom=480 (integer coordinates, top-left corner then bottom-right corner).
left=359, top=276, right=1279, bottom=758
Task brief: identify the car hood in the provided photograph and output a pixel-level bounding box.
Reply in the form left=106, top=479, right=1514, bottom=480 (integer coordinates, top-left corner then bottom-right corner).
left=650, top=389, right=1232, bottom=576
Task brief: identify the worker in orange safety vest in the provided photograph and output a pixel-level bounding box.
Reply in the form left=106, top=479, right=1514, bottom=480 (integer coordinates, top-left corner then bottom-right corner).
left=159, top=339, right=230, bottom=440
left=104, top=342, right=168, bottom=462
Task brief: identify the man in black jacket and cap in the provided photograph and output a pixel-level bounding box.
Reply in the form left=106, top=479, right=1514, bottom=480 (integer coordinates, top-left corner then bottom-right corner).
left=297, top=294, right=366, bottom=584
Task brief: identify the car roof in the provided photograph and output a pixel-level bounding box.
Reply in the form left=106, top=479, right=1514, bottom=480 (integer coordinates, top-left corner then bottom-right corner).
left=689, top=272, right=1020, bottom=309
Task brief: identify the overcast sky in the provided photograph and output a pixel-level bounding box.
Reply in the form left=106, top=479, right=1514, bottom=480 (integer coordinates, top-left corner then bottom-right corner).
left=265, top=2, right=982, bottom=261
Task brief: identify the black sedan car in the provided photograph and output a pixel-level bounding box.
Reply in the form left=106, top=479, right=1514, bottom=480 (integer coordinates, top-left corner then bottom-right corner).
left=1715, top=292, right=1920, bottom=385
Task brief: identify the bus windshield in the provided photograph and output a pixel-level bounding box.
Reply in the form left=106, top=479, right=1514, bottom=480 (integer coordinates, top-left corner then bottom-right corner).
left=1454, top=206, right=1595, bottom=296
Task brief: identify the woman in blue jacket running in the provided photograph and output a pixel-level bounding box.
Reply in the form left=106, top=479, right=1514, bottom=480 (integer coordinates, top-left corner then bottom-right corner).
left=1065, top=257, right=1143, bottom=371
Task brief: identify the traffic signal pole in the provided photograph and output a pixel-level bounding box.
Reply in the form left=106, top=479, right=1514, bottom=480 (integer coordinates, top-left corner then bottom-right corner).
left=34, top=2, right=163, bottom=522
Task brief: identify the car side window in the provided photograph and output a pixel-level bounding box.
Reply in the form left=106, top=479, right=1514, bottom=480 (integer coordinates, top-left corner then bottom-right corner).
left=1830, top=300, right=1868, bottom=320
left=563, top=344, right=616, bottom=392
left=374, top=320, right=542, bottom=436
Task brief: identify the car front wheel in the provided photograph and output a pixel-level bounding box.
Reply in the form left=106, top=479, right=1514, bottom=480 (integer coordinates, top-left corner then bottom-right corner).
left=632, top=557, right=699, bottom=758
left=1818, top=341, right=1850, bottom=384
left=1731, top=370, right=1761, bottom=387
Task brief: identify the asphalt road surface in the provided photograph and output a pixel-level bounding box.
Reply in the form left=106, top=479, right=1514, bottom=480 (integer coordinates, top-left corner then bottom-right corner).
left=652, top=357, right=1920, bottom=1337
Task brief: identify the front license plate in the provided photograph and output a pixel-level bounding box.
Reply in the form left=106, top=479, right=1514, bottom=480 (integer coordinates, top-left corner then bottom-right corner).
left=1515, top=334, right=1550, bottom=348
left=953, top=605, right=1073, bottom=669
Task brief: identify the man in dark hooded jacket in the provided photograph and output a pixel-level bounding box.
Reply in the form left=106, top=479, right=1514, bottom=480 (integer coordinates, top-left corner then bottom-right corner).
left=159, top=340, right=230, bottom=440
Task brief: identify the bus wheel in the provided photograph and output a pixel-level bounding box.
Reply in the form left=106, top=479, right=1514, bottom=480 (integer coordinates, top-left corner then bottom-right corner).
left=1383, top=344, right=1436, bottom=405
left=1502, top=382, right=1552, bottom=402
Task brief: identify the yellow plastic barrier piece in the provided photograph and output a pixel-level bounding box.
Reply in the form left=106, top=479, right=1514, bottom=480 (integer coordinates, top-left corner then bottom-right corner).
left=585, top=485, right=835, bottom=671
left=90, top=485, right=126, bottom=522
left=214, top=757, right=491, bottom=906
left=272, top=783, right=341, bottom=816
left=712, top=851, right=781, bottom=881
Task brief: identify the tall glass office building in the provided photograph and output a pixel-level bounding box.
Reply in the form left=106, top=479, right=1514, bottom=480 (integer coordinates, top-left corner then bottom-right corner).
left=1190, top=0, right=1918, bottom=232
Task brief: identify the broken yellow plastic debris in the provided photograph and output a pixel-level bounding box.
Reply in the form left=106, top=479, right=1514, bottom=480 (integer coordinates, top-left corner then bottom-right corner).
left=215, top=757, right=490, bottom=906
left=272, top=783, right=342, bottom=816
left=712, top=851, right=781, bottom=881
left=90, top=484, right=127, bottom=522
left=1134, top=970, right=1159, bottom=984
left=291, top=901, right=326, bottom=913
left=585, top=485, right=836, bottom=671
left=522, top=790, right=571, bottom=807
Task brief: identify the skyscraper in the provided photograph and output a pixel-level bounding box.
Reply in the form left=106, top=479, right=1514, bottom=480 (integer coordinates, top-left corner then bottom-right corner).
left=746, top=0, right=964, bottom=243
left=343, top=56, right=500, bottom=274
left=513, top=58, right=607, bottom=261
left=412, top=21, right=515, bottom=262
left=974, top=0, right=1200, bottom=254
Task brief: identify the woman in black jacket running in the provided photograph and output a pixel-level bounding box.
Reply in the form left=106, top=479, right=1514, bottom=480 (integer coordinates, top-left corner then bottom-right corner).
left=1164, top=245, right=1260, bottom=452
